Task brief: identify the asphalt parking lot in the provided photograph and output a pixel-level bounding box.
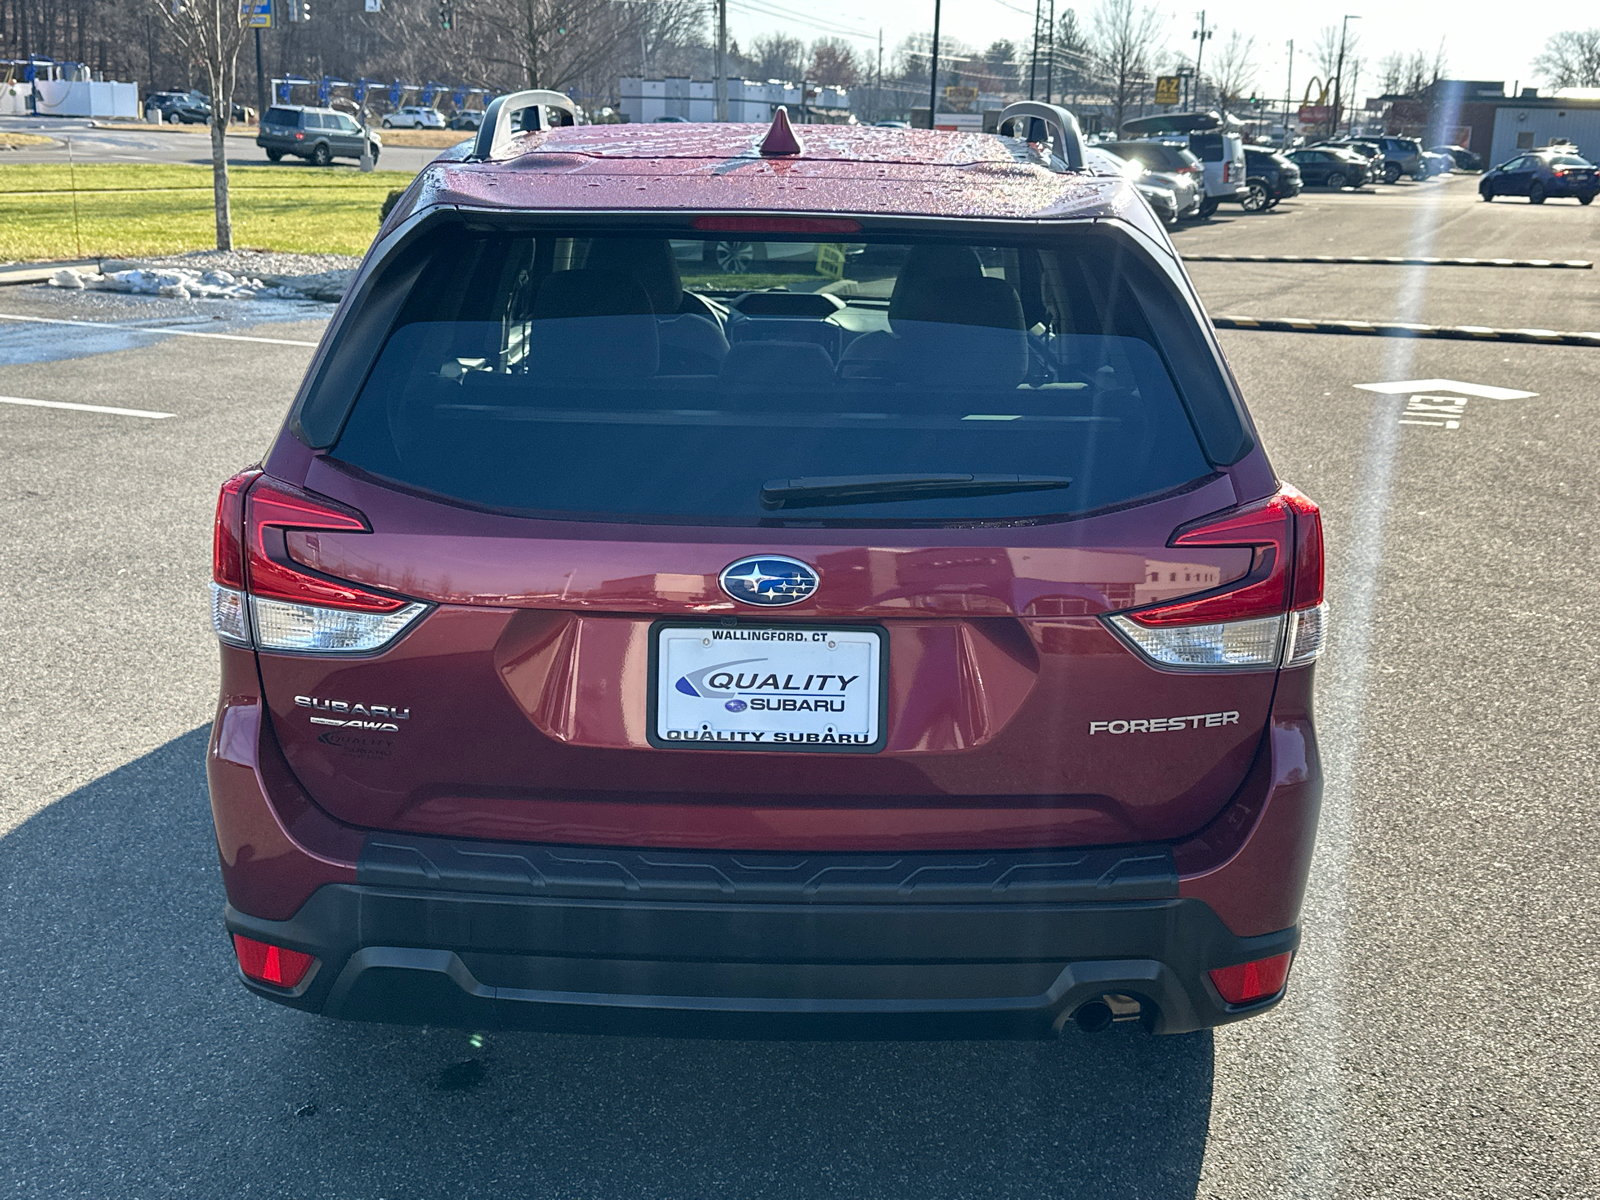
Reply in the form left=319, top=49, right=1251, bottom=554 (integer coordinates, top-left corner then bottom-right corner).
left=0, top=173, right=1596, bottom=1198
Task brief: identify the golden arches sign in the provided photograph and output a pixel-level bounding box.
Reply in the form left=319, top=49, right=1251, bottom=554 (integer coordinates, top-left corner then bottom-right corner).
left=1302, top=77, right=1330, bottom=106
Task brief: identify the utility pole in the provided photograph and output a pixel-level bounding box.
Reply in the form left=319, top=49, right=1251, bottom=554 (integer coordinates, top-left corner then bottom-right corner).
left=927, top=0, right=941, bottom=130
left=1331, top=14, right=1359, bottom=139
left=876, top=28, right=883, bottom=123
left=1283, top=39, right=1293, bottom=143
left=1044, top=0, right=1055, bottom=106
left=1028, top=0, right=1040, bottom=101
left=1191, top=10, right=1212, bottom=109
left=714, top=0, right=727, bottom=121
left=254, top=26, right=267, bottom=119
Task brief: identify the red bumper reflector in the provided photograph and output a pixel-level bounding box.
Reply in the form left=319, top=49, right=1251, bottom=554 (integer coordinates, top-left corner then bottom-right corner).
left=233, top=934, right=316, bottom=988
left=1209, top=952, right=1292, bottom=1004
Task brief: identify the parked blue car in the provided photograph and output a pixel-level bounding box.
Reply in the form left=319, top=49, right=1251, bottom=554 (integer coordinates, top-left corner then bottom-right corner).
left=1479, top=149, right=1597, bottom=204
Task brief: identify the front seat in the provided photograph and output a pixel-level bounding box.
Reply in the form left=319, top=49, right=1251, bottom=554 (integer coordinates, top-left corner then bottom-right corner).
left=839, top=245, right=1028, bottom=387
left=582, top=238, right=729, bottom=374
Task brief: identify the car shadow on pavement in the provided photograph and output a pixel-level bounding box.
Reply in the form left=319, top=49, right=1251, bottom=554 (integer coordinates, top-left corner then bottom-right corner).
left=0, top=728, right=1214, bottom=1200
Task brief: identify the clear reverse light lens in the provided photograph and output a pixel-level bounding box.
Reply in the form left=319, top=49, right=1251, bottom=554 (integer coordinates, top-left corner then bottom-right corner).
left=1108, top=612, right=1286, bottom=670
left=250, top=596, right=429, bottom=654
left=210, top=582, right=251, bottom=647
left=1285, top=602, right=1328, bottom=667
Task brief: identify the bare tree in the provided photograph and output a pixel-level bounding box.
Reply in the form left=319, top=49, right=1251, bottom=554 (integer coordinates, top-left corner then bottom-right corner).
left=631, top=0, right=708, bottom=75
left=1091, top=0, right=1165, bottom=132
left=464, top=0, right=639, bottom=92
left=1534, top=28, right=1600, bottom=88
left=155, top=0, right=252, bottom=250
left=749, top=31, right=804, bottom=81
left=1377, top=52, right=1405, bottom=96
left=1209, top=30, right=1255, bottom=107
left=809, top=37, right=861, bottom=88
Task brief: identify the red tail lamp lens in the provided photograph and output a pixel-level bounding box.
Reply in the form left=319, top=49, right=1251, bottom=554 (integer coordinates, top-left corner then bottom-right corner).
left=233, top=935, right=316, bottom=988
left=1209, top=952, right=1293, bottom=1004
left=1124, top=486, right=1324, bottom=627
left=212, top=469, right=262, bottom=589
left=245, top=477, right=408, bottom=613
left=691, top=215, right=862, bottom=234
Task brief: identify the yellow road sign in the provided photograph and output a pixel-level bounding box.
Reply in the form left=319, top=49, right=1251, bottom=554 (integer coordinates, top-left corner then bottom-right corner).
left=1155, top=76, right=1181, bottom=106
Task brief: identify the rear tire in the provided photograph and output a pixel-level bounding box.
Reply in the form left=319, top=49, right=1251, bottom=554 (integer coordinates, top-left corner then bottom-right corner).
left=1197, top=197, right=1219, bottom=219
left=1325, top=170, right=1347, bottom=190
left=311, top=142, right=332, bottom=167
left=1241, top=180, right=1270, bottom=212
left=265, top=149, right=283, bottom=162
left=1528, top=182, right=1545, bottom=205
left=1581, top=194, right=1594, bottom=205
left=707, top=241, right=755, bottom=273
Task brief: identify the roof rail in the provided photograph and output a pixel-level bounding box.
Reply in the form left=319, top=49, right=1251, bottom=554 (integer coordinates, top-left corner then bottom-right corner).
left=469, top=89, right=578, bottom=161
left=995, top=101, right=1086, bottom=171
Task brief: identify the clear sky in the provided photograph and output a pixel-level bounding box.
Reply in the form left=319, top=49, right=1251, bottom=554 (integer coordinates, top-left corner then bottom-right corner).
left=724, top=0, right=1595, bottom=100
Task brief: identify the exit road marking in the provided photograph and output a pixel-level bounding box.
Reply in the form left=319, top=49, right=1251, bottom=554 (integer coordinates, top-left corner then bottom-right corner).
left=1352, top=378, right=1538, bottom=400
left=1353, top=378, right=1538, bottom=435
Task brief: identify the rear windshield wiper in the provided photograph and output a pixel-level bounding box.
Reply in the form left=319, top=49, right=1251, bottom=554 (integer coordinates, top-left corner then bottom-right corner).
left=759, top=473, right=1072, bottom=510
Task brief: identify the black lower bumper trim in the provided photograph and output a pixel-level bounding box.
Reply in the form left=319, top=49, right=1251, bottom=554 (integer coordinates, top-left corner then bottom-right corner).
left=225, top=878, right=1297, bottom=1037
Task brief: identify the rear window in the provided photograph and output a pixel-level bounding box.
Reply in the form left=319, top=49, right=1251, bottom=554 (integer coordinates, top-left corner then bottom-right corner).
left=320, top=227, right=1233, bottom=526
left=1189, top=133, right=1223, bottom=162
left=264, top=107, right=300, bottom=127
left=1551, top=154, right=1593, bottom=167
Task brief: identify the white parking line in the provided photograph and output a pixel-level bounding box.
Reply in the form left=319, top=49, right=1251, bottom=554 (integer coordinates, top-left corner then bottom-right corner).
left=0, top=394, right=174, bottom=419
left=0, top=312, right=319, bottom=347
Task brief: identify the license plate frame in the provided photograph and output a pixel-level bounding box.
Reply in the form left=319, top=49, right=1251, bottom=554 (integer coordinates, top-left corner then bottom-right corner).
left=647, top=620, right=889, bottom=753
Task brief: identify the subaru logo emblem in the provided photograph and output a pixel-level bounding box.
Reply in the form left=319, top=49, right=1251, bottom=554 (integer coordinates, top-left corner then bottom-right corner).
left=719, top=555, right=819, bottom=607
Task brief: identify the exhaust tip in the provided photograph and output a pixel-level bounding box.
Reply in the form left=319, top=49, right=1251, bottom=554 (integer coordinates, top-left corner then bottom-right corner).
left=1072, top=999, right=1113, bottom=1033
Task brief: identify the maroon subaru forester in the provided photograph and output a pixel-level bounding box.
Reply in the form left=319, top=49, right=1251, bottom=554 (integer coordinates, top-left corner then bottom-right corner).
left=207, top=99, right=1324, bottom=1037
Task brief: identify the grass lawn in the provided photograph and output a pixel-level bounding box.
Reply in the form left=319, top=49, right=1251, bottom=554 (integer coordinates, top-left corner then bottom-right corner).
left=0, top=163, right=414, bottom=260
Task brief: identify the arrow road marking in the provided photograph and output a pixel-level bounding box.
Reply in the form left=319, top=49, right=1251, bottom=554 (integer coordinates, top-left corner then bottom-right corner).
left=1352, top=378, right=1538, bottom=400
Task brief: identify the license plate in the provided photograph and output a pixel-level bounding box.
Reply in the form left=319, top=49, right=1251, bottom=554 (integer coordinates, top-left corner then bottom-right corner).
left=649, top=623, right=887, bottom=752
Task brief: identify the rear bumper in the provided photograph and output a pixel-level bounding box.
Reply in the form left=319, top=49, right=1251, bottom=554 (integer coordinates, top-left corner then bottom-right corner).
left=207, top=646, right=1319, bottom=1037
left=226, top=850, right=1297, bottom=1037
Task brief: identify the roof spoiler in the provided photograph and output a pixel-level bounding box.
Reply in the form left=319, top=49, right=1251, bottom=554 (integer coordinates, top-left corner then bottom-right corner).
left=469, top=89, right=578, bottom=161
left=996, top=102, right=1086, bottom=171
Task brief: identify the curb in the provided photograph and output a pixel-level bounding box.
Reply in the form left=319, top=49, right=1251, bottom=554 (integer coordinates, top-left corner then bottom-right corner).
left=1185, top=254, right=1592, bottom=269
left=1212, top=315, right=1600, bottom=347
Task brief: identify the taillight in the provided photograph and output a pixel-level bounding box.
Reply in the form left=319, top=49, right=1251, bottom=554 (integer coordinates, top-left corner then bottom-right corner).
left=233, top=934, right=316, bottom=988
left=208, top=472, right=429, bottom=655
left=1223, top=161, right=1232, bottom=182
left=1103, top=486, right=1326, bottom=670
left=1209, top=952, right=1292, bottom=1005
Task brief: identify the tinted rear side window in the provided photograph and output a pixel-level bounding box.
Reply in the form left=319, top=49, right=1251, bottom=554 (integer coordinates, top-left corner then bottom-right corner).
left=1189, top=134, right=1223, bottom=161
left=265, top=107, right=299, bottom=126
left=325, top=228, right=1229, bottom=526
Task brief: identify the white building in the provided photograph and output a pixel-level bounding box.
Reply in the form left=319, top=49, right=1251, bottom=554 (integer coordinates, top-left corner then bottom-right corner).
left=1488, top=90, right=1600, bottom=164
left=619, top=77, right=850, bottom=125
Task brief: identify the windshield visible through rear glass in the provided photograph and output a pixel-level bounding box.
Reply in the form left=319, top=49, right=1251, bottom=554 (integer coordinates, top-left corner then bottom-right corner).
left=326, top=230, right=1219, bottom=526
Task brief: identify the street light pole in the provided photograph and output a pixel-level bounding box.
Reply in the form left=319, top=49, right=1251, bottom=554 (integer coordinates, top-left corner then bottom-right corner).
left=1284, top=39, right=1293, bottom=143
left=1191, top=10, right=1212, bottom=109
left=254, top=27, right=267, bottom=119
left=1330, top=14, right=1359, bottom=139
left=928, top=0, right=942, bottom=129
left=714, top=0, right=727, bottom=121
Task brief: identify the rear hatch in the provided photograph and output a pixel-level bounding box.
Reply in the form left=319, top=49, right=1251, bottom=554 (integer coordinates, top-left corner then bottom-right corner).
left=248, top=217, right=1302, bottom=853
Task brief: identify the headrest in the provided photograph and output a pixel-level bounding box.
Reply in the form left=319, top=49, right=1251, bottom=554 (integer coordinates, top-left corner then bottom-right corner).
left=719, top=341, right=836, bottom=390
left=580, top=239, right=684, bottom=316
left=892, top=279, right=1029, bottom=387
left=888, top=244, right=988, bottom=325
left=527, top=269, right=658, bottom=378
left=532, top=268, right=655, bottom=318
